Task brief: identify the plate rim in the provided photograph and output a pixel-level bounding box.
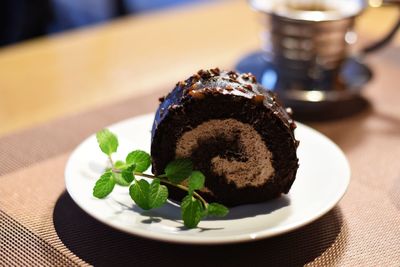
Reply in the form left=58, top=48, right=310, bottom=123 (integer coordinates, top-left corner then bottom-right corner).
left=65, top=113, right=350, bottom=245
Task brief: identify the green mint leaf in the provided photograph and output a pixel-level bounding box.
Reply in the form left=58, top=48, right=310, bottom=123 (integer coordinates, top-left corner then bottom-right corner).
left=114, top=160, right=127, bottom=169
left=165, top=158, right=193, bottom=184
left=112, top=172, right=130, bottom=186
left=207, top=203, right=229, bottom=217
left=126, top=150, right=151, bottom=172
left=181, top=195, right=204, bottom=228
left=93, top=172, right=116, bottom=198
left=188, top=171, right=205, bottom=193
left=121, top=164, right=136, bottom=183
left=129, top=179, right=151, bottom=210
left=149, top=179, right=168, bottom=209
left=96, top=129, right=118, bottom=156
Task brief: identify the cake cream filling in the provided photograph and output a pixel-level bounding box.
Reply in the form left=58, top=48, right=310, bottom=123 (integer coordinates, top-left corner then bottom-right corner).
left=175, top=119, right=274, bottom=188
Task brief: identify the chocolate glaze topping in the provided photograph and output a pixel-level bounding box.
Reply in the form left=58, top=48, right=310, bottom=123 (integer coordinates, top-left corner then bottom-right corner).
left=156, top=68, right=297, bottom=138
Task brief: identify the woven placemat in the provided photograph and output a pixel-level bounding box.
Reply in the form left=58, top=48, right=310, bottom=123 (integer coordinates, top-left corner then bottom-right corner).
left=1, top=48, right=400, bottom=266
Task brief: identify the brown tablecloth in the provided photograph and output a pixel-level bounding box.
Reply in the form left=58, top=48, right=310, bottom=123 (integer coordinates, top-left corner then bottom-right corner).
left=1, top=47, right=400, bottom=266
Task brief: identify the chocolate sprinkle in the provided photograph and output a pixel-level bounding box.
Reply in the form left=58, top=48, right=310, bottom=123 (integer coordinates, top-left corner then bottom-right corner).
left=243, top=84, right=253, bottom=91
left=178, top=81, right=187, bottom=87
left=252, top=94, right=265, bottom=103
left=197, top=69, right=211, bottom=79
left=210, top=67, right=220, bottom=75
left=249, top=73, right=257, bottom=83
left=192, top=73, right=201, bottom=81
left=189, top=90, right=205, bottom=99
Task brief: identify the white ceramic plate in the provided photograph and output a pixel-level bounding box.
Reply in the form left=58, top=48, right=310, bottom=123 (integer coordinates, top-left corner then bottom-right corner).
left=65, top=113, right=350, bottom=244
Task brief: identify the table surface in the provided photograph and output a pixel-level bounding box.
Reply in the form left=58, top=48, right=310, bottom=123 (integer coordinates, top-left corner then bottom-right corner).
left=0, top=0, right=399, bottom=137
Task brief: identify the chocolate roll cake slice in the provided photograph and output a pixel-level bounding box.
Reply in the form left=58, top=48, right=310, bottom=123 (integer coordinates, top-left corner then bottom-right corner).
left=151, top=68, right=299, bottom=207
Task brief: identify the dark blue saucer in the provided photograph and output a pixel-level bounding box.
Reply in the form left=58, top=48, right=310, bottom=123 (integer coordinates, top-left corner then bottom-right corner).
left=236, top=51, right=372, bottom=121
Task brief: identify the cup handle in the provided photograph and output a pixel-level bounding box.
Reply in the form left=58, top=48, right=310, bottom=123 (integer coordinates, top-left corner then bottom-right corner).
left=362, top=1, right=400, bottom=54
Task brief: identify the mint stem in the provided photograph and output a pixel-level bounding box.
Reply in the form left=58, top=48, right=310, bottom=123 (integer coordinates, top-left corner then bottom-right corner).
left=108, top=155, right=115, bottom=167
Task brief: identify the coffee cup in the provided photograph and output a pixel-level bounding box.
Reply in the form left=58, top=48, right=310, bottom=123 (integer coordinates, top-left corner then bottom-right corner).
left=241, top=0, right=399, bottom=119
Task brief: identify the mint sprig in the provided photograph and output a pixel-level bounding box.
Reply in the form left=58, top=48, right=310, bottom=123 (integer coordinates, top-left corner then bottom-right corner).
left=129, top=179, right=152, bottom=210
left=181, top=195, right=204, bottom=228
left=121, top=164, right=135, bottom=183
left=188, top=171, right=205, bottom=193
left=93, top=172, right=115, bottom=198
left=207, top=203, right=229, bottom=217
left=148, top=179, right=168, bottom=209
left=165, top=158, right=193, bottom=184
left=96, top=129, right=118, bottom=156
left=92, top=128, right=229, bottom=228
left=126, top=150, right=151, bottom=172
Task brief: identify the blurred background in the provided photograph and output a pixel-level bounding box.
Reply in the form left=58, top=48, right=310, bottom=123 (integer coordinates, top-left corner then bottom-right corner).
left=0, top=0, right=399, bottom=136
left=0, top=0, right=209, bottom=46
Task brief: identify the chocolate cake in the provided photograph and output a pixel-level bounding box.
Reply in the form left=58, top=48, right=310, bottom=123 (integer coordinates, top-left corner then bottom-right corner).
left=151, top=68, right=299, bottom=207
